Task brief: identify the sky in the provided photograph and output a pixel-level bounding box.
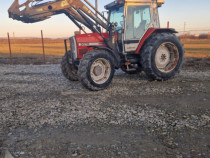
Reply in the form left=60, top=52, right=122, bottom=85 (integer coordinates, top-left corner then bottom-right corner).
left=0, top=0, right=210, bottom=38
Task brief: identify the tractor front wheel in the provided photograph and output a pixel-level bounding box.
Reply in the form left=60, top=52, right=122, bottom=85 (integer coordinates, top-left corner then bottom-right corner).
left=61, top=53, right=78, bottom=81
left=78, top=50, right=115, bottom=91
left=141, top=33, right=184, bottom=80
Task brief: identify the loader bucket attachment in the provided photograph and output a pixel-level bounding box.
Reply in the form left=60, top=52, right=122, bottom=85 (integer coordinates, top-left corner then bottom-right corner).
left=8, top=0, right=109, bottom=33
left=8, top=0, right=53, bottom=23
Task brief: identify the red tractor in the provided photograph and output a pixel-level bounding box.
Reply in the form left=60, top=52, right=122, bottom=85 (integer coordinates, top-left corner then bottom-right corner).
left=8, top=0, right=184, bottom=90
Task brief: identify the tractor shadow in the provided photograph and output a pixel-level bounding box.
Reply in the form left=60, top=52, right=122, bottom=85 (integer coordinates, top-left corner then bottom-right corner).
left=114, top=70, right=149, bottom=82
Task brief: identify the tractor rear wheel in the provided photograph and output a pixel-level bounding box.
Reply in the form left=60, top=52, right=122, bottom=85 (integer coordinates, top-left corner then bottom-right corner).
left=61, top=53, right=78, bottom=81
left=78, top=50, right=115, bottom=91
left=141, top=33, right=184, bottom=80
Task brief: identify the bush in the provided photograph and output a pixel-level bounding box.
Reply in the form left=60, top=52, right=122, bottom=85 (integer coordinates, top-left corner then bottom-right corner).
left=199, top=34, right=208, bottom=39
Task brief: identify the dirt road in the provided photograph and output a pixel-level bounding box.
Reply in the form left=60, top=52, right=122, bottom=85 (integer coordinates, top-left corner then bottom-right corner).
left=0, top=60, right=210, bottom=158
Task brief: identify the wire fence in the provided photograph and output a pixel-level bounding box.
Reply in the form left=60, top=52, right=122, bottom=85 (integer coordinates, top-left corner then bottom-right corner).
left=0, top=31, right=66, bottom=65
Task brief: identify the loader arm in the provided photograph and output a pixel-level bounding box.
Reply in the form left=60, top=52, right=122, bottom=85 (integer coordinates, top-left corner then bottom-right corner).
left=8, top=0, right=110, bottom=33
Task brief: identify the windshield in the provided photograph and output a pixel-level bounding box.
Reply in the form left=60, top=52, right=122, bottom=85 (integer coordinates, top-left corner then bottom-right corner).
left=109, top=6, right=124, bottom=30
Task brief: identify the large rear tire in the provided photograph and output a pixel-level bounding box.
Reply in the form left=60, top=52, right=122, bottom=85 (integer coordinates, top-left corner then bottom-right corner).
left=78, top=50, right=115, bottom=91
left=141, top=33, right=184, bottom=80
left=61, top=53, right=78, bottom=81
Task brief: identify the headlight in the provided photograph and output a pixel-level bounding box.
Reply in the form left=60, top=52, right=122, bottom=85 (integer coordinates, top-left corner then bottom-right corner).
left=69, top=36, right=78, bottom=60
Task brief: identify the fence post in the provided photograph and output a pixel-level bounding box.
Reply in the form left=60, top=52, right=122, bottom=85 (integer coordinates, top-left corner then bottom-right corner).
left=7, top=32, right=13, bottom=64
left=41, top=30, right=46, bottom=64
left=167, top=21, right=170, bottom=29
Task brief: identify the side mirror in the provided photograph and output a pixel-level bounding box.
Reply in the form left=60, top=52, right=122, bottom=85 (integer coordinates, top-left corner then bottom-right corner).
left=111, top=22, right=118, bottom=27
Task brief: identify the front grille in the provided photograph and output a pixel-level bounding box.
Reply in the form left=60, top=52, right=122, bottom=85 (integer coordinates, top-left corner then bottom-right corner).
left=69, top=37, right=75, bottom=52
left=69, top=36, right=77, bottom=59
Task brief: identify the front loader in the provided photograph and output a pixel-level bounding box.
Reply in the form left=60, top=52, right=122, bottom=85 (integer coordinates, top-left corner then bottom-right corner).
left=8, top=0, right=184, bottom=91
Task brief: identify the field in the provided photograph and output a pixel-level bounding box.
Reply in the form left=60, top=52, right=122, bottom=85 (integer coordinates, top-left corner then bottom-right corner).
left=0, top=38, right=210, bottom=65
left=0, top=38, right=65, bottom=65
left=0, top=38, right=65, bottom=56
left=183, top=39, right=210, bottom=58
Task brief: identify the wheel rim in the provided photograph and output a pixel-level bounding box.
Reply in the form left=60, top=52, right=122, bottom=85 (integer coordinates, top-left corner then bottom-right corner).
left=90, top=58, right=111, bottom=84
left=155, top=42, right=179, bottom=73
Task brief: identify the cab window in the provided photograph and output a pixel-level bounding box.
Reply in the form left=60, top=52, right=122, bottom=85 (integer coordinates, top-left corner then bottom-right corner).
left=125, top=5, right=151, bottom=40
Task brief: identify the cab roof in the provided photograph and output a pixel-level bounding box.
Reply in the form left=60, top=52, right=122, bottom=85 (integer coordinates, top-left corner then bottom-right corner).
left=105, top=0, right=165, bottom=10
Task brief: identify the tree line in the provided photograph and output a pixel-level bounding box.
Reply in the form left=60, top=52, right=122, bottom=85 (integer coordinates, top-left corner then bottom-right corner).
left=179, top=33, right=210, bottom=39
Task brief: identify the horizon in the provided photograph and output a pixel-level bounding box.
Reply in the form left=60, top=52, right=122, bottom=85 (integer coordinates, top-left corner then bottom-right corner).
left=1, top=0, right=210, bottom=38
left=0, top=32, right=209, bottom=40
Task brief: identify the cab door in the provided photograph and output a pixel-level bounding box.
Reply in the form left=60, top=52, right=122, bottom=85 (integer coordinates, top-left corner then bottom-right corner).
left=124, top=5, right=151, bottom=53
left=109, top=6, right=124, bottom=53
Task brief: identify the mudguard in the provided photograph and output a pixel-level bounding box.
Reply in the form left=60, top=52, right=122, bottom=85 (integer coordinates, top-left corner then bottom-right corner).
left=136, top=28, right=178, bottom=54
left=90, top=46, right=121, bottom=68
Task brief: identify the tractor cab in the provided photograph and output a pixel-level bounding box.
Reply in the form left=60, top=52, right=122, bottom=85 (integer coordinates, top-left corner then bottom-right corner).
left=105, top=0, right=164, bottom=53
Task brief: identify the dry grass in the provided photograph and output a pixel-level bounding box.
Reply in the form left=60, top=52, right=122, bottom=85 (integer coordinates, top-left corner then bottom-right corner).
left=0, top=38, right=210, bottom=58
left=0, top=38, right=66, bottom=56
left=182, top=39, right=210, bottom=58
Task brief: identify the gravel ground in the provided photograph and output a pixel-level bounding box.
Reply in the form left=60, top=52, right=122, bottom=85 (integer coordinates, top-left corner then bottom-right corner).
left=0, top=62, right=210, bottom=158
